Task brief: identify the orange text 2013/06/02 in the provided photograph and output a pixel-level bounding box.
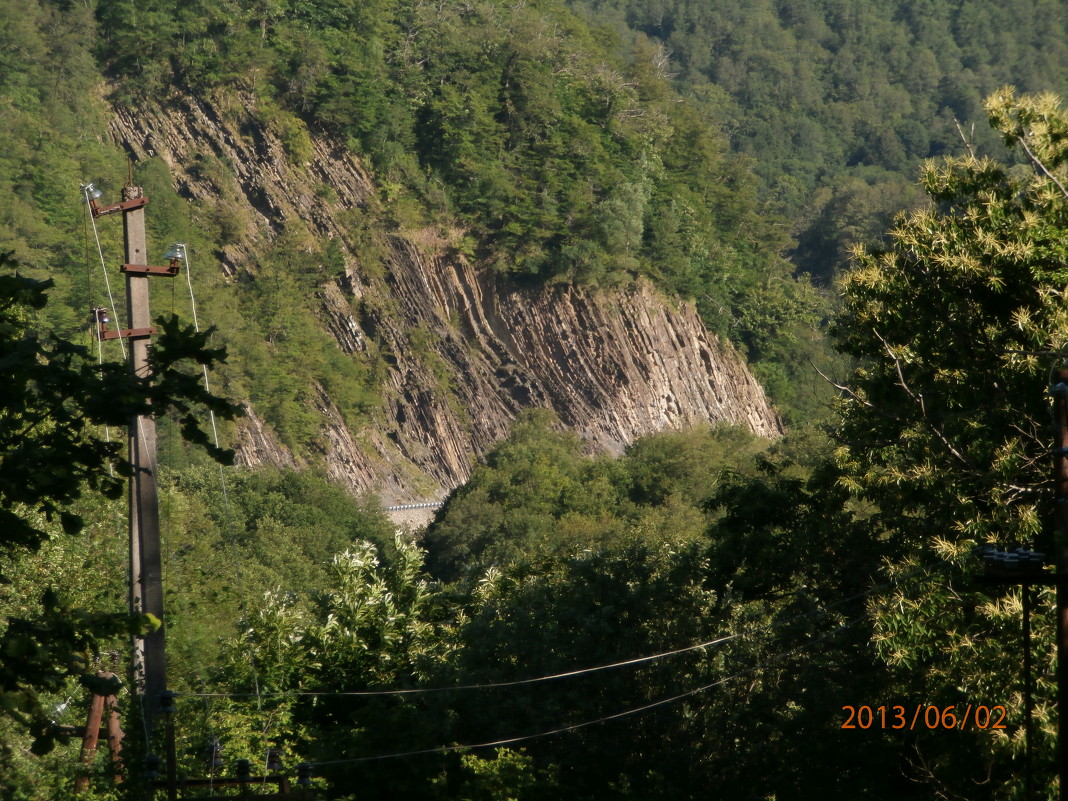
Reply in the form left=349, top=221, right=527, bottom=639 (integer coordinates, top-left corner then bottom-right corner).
left=841, top=705, right=1008, bottom=731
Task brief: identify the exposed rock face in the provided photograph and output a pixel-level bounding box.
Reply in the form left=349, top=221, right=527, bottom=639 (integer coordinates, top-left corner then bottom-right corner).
left=232, top=404, right=296, bottom=470
left=110, top=93, right=782, bottom=503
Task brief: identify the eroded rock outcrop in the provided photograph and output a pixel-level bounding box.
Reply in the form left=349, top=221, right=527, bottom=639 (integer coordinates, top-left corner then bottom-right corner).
left=110, top=93, right=782, bottom=503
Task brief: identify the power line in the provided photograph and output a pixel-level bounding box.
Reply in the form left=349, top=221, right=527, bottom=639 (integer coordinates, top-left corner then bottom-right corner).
left=178, top=563, right=914, bottom=702
left=311, top=616, right=866, bottom=767
left=180, top=632, right=741, bottom=699
left=177, top=563, right=953, bottom=779
left=179, top=244, right=264, bottom=709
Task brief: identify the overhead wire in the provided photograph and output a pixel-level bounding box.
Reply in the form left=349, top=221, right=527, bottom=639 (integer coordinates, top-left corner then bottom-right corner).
left=182, top=632, right=742, bottom=699
left=83, top=194, right=92, bottom=340
left=162, top=570, right=879, bottom=794
left=125, top=231, right=957, bottom=772
left=182, top=247, right=222, bottom=447
left=77, top=185, right=271, bottom=763
left=311, top=564, right=954, bottom=766
left=96, top=314, right=115, bottom=478
left=178, top=245, right=263, bottom=710
left=82, top=187, right=117, bottom=473
left=135, top=240, right=268, bottom=772
left=178, top=591, right=873, bottom=775
left=179, top=560, right=934, bottom=701
left=176, top=562, right=954, bottom=775
left=82, top=184, right=126, bottom=361
left=312, top=614, right=868, bottom=767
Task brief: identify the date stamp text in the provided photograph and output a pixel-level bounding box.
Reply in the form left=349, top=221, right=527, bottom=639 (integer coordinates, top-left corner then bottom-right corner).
left=841, top=705, right=1007, bottom=730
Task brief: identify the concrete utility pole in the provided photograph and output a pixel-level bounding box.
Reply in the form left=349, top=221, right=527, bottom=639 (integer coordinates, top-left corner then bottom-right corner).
left=85, top=182, right=358, bottom=799
left=122, top=183, right=167, bottom=734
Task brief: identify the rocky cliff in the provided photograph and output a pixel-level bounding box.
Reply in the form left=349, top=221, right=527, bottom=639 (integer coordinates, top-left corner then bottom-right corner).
left=110, top=93, right=783, bottom=505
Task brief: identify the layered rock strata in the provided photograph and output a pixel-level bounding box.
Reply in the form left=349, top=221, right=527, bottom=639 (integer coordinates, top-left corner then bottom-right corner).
left=110, top=93, right=783, bottom=502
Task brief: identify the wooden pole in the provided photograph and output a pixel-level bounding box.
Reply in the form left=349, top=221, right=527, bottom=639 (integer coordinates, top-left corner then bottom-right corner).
left=74, top=694, right=105, bottom=793
left=73, top=672, right=124, bottom=794
left=123, top=183, right=167, bottom=735
left=165, top=715, right=177, bottom=801
left=1024, top=582, right=1034, bottom=800
left=104, top=691, right=125, bottom=784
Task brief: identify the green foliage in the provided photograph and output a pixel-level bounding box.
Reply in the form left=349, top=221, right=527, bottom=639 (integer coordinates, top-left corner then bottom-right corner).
left=0, top=588, right=153, bottom=757
left=223, top=229, right=383, bottom=454
left=410, top=418, right=901, bottom=796
left=428, top=424, right=900, bottom=799
left=0, top=261, right=237, bottom=552
left=91, top=0, right=815, bottom=393
left=580, top=0, right=1068, bottom=280
left=0, top=269, right=124, bottom=550
left=437, top=749, right=544, bottom=801
left=0, top=484, right=130, bottom=799
left=0, top=257, right=238, bottom=768
left=835, top=90, right=1068, bottom=549
left=831, top=89, right=1068, bottom=797
left=160, top=467, right=397, bottom=674
left=0, top=0, right=388, bottom=463
left=449, top=539, right=897, bottom=799
left=143, top=417, right=905, bottom=800
left=254, top=99, right=315, bottom=165
left=154, top=470, right=405, bottom=795
left=11, top=1, right=1068, bottom=797
left=150, top=315, right=241, bottom=463
left=208, top=536, right=461, bottom=799
left=423, top=410, right=764, bottom=580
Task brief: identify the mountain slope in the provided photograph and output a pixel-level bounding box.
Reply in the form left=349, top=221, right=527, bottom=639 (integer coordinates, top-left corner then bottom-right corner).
left=578, top=0, right=1068, bottom=278
left=110, top=92, right=782, bottom=503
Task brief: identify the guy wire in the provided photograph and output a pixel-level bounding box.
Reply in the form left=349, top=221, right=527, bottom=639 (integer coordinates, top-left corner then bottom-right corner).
left=83, top=185, right=126, bottom=361
left=84, top=197, right=114, bottom=476
left=182, top=245, right=263, bottom=710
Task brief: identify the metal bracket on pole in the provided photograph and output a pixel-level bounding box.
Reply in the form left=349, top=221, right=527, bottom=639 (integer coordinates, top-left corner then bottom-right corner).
left=88, top=195, right=149, bottom=219
left=100, top=325, right=156, bottom=341
left=121, top=263, right=181, bottom=277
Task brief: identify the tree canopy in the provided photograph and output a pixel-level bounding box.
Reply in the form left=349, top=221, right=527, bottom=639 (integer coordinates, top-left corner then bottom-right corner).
left=830, top=88, right=1068, bottom=795
left=582, top=0, right=1068, bottom=280
left=0, top=256, right=238, bottom=553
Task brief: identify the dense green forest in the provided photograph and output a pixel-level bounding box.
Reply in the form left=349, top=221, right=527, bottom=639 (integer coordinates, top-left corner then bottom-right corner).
left=4, top=0, right=1068, bottom=798
left=581, top=0, right=1068, bottom=279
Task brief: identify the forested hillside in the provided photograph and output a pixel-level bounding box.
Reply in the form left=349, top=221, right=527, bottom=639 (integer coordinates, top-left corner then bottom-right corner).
left=580, top=0, right=1068, bottom=279
left=3, top=0, right=1068, bottom=799
left=92, top=0, right=807, bottom=345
